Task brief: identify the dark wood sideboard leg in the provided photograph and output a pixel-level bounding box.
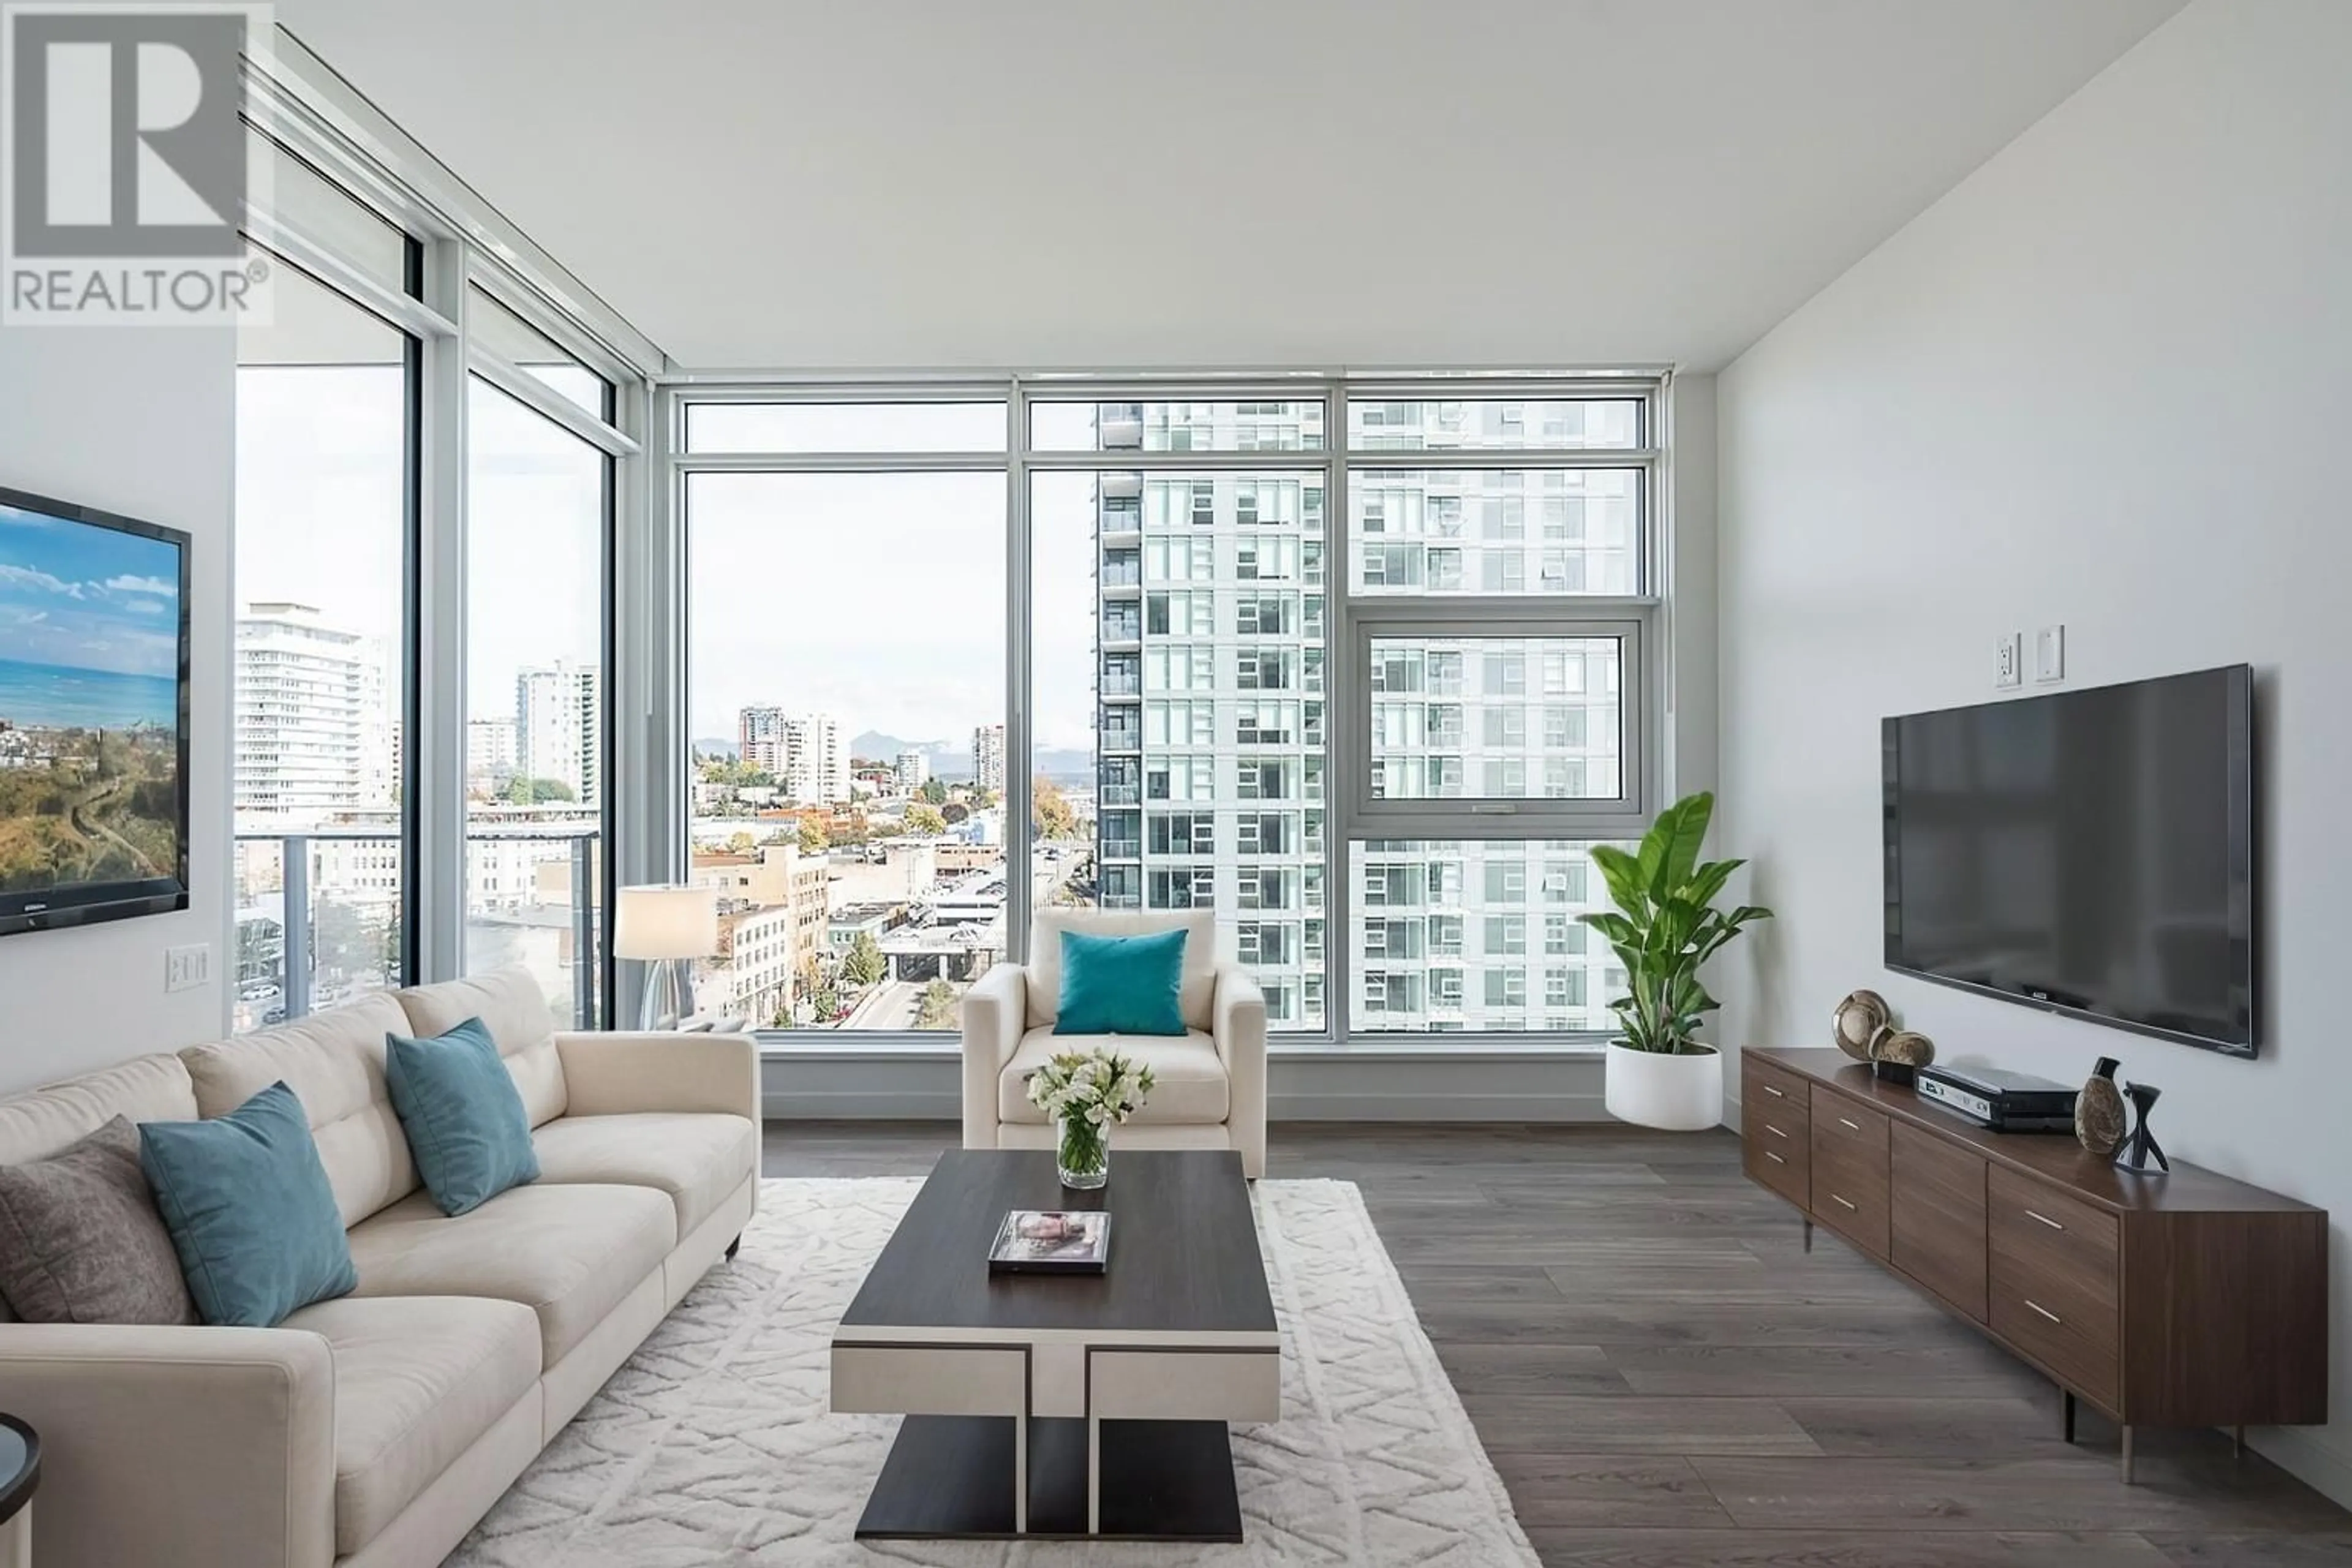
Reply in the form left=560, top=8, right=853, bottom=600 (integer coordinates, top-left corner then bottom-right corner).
left=2234, top=1424, right=2246, bottom=1459
left=1800, top=1217, right=1812, bottom=1254
left=2121, top=1425, right=2135, bottom=1484
left=2062, top=1390, right=2075, bottom=1444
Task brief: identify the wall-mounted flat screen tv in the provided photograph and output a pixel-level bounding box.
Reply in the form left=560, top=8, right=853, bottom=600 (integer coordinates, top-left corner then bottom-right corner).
left=1882, top=665, right=2255, bottom=1057
left=0, top=484, right=190, bottom=937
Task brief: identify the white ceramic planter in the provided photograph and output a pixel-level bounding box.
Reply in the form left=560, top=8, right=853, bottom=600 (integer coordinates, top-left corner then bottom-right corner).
left=1604, top=1041, right=1724, bottom=1131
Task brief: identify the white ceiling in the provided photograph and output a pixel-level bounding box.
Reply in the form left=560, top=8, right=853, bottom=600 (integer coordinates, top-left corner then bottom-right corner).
left=274, top=0, right=2185, bottom=373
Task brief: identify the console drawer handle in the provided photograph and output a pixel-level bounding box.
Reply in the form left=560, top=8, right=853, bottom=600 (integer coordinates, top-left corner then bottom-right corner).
left=2026, top=1208, right=2066, bottom=1232
left=2025, top=1298, right=2063, bottom=1326
left=1830, top=1193, right=1858, bottom=1212
left=1765, top=1151, right=1787, bottom=1166
left=1761, top=1084, right=1786, bottom=1099
left=1838, top=1117, right=1862, bottom=1133
left=1766, top=1124, right=1789, bottom=1140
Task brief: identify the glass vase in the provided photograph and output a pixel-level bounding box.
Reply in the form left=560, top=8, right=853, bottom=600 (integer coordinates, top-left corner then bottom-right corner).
left=1056, top=1111, right=1109, bottom=1190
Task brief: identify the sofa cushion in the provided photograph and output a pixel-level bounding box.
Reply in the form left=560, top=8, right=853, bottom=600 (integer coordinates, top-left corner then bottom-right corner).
left=530, top=1112, right=757, bottom=1237
left=1028, top=909, right=1218, bottom=1031
left=0, top=1116, right=194, bottom=1325
left=344, top=1182, right=674, bottom=1366
left=386, top=1019, right=541, bottom=1216
left=393, top=970, right=568, bottom=1128
left=180, top=993, right=420, bottom=1228
left=280, top=1294, right=541, bottom=1556
left=1000, top=1028, right=1230, bottom=1126
left=0, top=1052, right=197, bottom=1167
left=140, top=1082, right=359, bottom=1327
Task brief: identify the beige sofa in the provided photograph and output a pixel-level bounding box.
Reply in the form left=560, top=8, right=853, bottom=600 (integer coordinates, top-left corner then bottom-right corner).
left=0, top=967, right=760, bottom=1568
left=961, top=909, right=1267, bottom=1178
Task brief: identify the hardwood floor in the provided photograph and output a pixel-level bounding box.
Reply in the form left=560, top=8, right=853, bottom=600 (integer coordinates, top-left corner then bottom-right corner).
left=763, top=1120, right=2350, bottom=1566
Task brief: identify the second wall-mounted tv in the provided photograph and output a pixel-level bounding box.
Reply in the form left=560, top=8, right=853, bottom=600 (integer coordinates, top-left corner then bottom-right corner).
left=0, top=484, right=191, bottom=937
left=1883, top=665, right=2255, bottom=1056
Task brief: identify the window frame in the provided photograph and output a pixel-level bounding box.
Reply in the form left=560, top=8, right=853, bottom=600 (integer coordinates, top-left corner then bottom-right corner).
left=663, top=374, right=1665, bottom=1052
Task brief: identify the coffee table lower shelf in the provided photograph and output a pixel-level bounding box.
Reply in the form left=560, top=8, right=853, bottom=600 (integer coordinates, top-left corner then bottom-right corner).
left=854, top=1414, right=1243, bottom=1542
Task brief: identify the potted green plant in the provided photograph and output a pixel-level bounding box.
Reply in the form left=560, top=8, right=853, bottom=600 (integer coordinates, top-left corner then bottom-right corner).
left=1581, top=791, right=1773, bottom=1130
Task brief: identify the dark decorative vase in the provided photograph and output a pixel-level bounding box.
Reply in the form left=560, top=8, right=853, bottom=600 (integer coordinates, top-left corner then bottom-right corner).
left=2114, top=1081, right=2169, bottom=1174
left=2075, top=1057, right=2127, bottom=1157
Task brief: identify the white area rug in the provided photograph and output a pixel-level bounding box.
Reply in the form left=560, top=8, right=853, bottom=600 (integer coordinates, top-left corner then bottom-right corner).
left=448, top=1177, right=1539, bottom=1566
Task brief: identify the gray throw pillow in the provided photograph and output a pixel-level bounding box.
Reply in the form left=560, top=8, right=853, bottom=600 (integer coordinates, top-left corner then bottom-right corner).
left=0, top=1116, right=195, bottom=1325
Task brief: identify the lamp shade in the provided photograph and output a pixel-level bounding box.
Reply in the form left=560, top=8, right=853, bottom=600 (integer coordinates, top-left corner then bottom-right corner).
left=612, top=883, right=718, bottom=960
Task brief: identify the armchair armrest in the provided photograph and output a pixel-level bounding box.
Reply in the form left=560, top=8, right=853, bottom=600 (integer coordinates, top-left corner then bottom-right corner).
left=0, top=1324, right=335, bottom=1568
left=962, top=963, right=1029, bottom=1150
left=1213, top=965, right=1268, bottom=1178
left=553, top=1029, right=760, bottom=1123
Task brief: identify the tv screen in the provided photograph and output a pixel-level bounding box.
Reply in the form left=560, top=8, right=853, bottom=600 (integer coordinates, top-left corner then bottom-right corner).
left=1882, top=666, right=2254, bottom=1056
left=0, top=484, right=190, bottom=937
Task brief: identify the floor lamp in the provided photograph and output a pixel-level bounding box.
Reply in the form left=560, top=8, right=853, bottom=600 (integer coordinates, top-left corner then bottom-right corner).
left=614, top=883, right=717, bottom=1031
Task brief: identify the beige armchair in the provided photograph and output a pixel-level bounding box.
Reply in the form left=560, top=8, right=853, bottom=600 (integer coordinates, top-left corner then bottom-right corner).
left=962, top=910, right=1267, bottom=1178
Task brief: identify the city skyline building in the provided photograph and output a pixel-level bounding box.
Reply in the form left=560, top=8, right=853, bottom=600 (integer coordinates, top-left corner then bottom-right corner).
left=972, top=722, right=1006, bottom=793
left=895, top=748, right=929, bottom=789
left=737, top=704, right=788, bottom=774
left=779, top=711, right=848, bottom=806
left=515, top=661, right=601, bottom=804
left=233, top=601, right=397, bottom=818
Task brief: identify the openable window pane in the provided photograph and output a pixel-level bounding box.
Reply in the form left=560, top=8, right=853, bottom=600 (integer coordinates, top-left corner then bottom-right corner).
left=1033, top=469, right=1327, bottom=1031
left=465, top=379, right=609, bottom=1028
left=687, top=469, right=1005, bottom=1033
left=1350, top=840, right=1619, bottom=1033
left=1352, top=469, right=1640, bottom=595
left=1031, top=400, right=1326, bottom=453
left=234, top=262, right=416, bottom=1031
left=1368, top=636, right=1621, bottom=803
left=469, top=286, right=611, bottom=419
left=1347, top=398, right=1643, bottom=451
left=685, top=401, right=1008, bottom=454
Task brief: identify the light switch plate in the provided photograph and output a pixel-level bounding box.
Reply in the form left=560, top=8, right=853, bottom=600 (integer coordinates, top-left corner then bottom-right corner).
left=1995, top=631, right=2023, bottom=689
left=164, top=943, right=211, bottom=993
left=2035, top=625, right=2066, bottom=684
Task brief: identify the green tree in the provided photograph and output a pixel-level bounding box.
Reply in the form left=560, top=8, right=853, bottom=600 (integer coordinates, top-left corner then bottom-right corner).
left=905, top=802, right=947, bottom=835
left=797, top=816, right=830, bottom=856
left=941, top=802, right=970, bottom=825
left=919, top=777, right=949, bottom=806
left=916, top=978, right=959, bottom=1030
left=1033, top=774, right=1077, bottom=840
left=726, top=830, right=756, bottom=854
left=506, top=775, right=576, bottom=804
left=842, top=930, right=887, bottom=989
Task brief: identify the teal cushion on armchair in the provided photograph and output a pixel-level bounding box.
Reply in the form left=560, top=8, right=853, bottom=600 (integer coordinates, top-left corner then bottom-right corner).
left=385, top=1016, right=540, bottom=1216
left=138, top=1081, right=358, bottom=1327
left=1054, top=927, right=1189, bottom=1036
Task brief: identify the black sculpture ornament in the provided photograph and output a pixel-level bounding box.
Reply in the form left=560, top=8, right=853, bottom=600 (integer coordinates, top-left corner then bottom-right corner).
left=2114, top=1080, right=2169, bottom=1174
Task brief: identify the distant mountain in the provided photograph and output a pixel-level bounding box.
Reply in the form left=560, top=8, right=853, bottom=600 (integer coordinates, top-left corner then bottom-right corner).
left=850, top=730, right=1095, bottom=786
left=692, top=737, right=738, bottom=760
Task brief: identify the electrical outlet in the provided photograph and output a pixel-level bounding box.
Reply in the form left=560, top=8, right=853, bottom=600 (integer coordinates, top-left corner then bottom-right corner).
left=164, top=943, right=211, bottom=993
left=1995, top=631, right=2023, bottom=689
left=2035, top=625, right=2066, bottom=684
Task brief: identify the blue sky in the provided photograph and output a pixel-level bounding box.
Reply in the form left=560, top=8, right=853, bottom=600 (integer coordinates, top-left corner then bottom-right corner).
left=0, top=502, right=182, bottom=679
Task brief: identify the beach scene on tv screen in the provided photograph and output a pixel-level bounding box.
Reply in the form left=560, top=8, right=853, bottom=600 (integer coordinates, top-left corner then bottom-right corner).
left=0, top=502, right=183, bottom=897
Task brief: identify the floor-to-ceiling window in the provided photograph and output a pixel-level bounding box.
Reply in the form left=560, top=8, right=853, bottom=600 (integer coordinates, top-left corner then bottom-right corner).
left=672, top=379, right=1660, bottom=1047
left=232, top=141, right=420, bottom=1032
left=681, top=402, right=1007, bottom=1031
left=464, top=374, right=614, bottom=1028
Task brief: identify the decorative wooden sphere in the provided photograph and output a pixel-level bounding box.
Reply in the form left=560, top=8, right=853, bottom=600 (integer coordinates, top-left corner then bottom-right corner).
left=1831, top=990, right=1891, bottom=1060
left=1874, top=1028, right=1936, bottom=1068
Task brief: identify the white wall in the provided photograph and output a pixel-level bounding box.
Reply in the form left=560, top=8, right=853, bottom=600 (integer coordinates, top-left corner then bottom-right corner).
left=1716, top=0, right=2352, bottom=1502
left=0, top=326, right=235, bottom=1090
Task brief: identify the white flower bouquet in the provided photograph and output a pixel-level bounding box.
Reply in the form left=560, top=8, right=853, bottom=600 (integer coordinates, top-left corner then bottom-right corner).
left=1025, top=1048, right=1155, bottom=1188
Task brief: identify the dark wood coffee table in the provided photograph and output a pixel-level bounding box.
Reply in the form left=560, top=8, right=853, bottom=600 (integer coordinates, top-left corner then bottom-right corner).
left=831, top=1149, right=1278, bottom=1540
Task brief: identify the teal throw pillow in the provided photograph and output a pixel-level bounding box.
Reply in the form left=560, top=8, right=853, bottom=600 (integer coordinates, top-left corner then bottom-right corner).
left=138, top=1082, right=358, bottom=1327
left=1055, top=927, right=1188, bottom=1036
left=385, top=1017, right=539, bottom=1216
